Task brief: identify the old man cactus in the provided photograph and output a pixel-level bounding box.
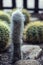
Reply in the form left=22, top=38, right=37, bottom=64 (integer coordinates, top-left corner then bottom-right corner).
left=12, top=9, right=31, bottom=26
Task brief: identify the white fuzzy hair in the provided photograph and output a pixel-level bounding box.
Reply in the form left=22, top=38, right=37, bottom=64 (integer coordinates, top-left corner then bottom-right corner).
left=10, top=10, right=25, bottom=41
left=12, top=9, right=25, bottom=22
left=10, top=9, right=25, bottom=60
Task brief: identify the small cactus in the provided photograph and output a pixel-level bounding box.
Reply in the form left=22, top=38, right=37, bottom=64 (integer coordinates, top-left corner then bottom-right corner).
left=0, top=11, right=10, bottom=24
left=0, top=21, right=10, bottom=51
left=23, top=21, right=43, bottom=43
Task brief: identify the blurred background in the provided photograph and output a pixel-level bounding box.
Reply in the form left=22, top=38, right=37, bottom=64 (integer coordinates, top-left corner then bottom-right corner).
left=0, top=0, right=43, bottom=20
left=0, top=0, right=43, bottom=13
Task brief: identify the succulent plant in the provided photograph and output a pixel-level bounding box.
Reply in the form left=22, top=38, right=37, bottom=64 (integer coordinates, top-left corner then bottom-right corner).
left=0, top=11, right=10, bottom=24
left=0, top=21, right=10, bottom=51
left=12, top=8, right=17, bottom=11
left=6, top=10, right=12, bottom=16
left=11, top=10, right=25, bottom=62
left=22, top=9, right=31, bottom=26
left=7, top=8, right=17, bottom=16
left=23, top=21, right=43, bottom=43
left=12, top=8, right=31, bottom=26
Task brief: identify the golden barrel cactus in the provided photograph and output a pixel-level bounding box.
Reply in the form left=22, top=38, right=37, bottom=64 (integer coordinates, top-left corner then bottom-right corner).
left=0, top=21, right=10, bottom=51
left=23, top=21, right=43, bottom=43
left=0, top=11, right=10, bottom=24
left=22, top=9, right=31, bottom=26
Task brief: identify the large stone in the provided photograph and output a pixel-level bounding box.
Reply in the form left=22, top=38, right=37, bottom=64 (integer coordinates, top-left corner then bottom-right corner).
left=21, top=45, right=42, bottom=59
left=14, top=60, right=40, bottom=65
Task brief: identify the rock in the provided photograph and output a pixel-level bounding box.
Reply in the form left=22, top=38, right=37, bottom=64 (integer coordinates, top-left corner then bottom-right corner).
left=14, top=60, right=40, bottom=65
left=21, top=45, right=42, bottom=59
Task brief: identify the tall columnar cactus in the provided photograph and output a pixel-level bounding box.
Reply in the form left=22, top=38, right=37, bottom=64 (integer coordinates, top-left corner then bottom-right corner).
left=0, top=21, right=10, bottom=51
left=0, top=11, right=10, bottom=24
left=11, top=10, right=25, bottom=63
left=23, top=21, right=43, bottom=43
left=12, top=9, right=31, bottom=26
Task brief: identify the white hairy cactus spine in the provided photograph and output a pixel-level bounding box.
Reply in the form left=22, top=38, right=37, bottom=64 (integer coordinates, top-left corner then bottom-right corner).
left=10, top=10, right=25, bottom=62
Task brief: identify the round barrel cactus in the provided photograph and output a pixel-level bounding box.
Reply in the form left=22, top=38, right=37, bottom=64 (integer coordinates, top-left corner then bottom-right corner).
left=6, top=10, right=12, bottom=16
left=0, top=21, right=10, bottom=51
left=0, top=11, right=10, bottom=24
left=7, top=8, right=17, bottom=16
left=22, top=9, right=31, bottom=26
left=23, top=21, right=43, bottom=43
